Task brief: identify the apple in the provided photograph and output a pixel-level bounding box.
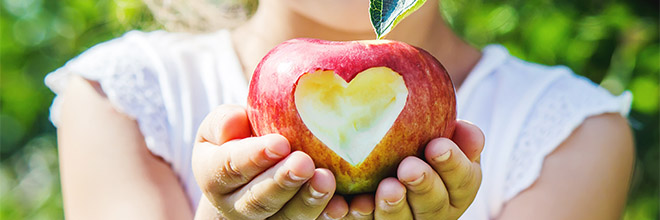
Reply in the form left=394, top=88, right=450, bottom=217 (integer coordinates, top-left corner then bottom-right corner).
left=247, top=38, right=456, bottom=194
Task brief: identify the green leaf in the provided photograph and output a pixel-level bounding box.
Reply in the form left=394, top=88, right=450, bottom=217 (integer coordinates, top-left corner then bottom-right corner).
left=370, top=0, right=427, bottom=39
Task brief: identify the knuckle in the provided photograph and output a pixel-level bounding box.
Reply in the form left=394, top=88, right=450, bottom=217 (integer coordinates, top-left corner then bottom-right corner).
left=414, top=195, right=450, bottom=218
left=199, top=170, right=228, bottom=197
left=217, top=158, right=249, bottom=187
left=275, top=180, right=301, bottom=192
left=439, top=158, right=474, bottom=182
left=455, top=167, right=475, bottom=191
left=449, top=166, right=481, bottom=208
left=216, top=204, right=242, bottom=220
left=415, top=201, right=449, bottom=219
left=248, top=150, right=268, bottom=169
left=201, top=175, right=220, bottom=194
left=437, top=158, right=461, bottom=173
left=240, top=189, right=280, bottom=216
left=436, top=194, right=451, bottom=211
left=410, top=176, right=434, bottom=195
left=226, top=159, right=249, bottom=181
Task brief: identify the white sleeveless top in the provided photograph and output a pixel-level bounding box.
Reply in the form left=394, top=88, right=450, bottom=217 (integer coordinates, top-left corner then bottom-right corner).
left=45, top=30, right=631, bottom=219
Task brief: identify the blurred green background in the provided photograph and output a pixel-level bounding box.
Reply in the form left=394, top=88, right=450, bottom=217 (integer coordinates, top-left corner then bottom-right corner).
left=0, top=0, right=657, bottom=219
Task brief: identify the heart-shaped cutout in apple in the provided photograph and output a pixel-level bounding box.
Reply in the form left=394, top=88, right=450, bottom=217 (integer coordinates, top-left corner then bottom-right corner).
left=247, top=39, right=456, bottom=194
left=295, top=67, right=408, bottom=166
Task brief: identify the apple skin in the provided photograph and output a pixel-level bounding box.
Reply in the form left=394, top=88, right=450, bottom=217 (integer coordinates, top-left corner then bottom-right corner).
left=247, top=38, right=456, bottom=194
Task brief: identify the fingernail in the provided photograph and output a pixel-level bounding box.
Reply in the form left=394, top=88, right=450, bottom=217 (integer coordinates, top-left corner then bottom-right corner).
left=264, top=147, right=284, bottom=159
left=281, top=170, right=307, bottom=188
left=323, top=212, right=343, bottom=220
left=287, top=170, right=307, bottom=182
left=351, top=209, right=373, bottom=217
left=433, top=150, right=451, bottom=162
left=309, top=184, right=328, bottom=199
left=405, top=173, right=425, bottom=186
left=385, top=194, right=404, bottom=206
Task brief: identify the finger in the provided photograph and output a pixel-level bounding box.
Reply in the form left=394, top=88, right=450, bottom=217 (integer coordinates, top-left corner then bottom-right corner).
left=317, top=195, right=349, bottom=220
left=193, top=134, right=291, bottom=197
left=374, top=178, right=413, bottom=220
left=269, top=169, right=336, bottom=220
left=452, top=120, right=485, bottom=162
left=398, top=156, right=450, bottom=219
left=346, top=194, right=374, bottom=220
left=196, top=104, right=252, bottom=145
left=227, top=151, right=316, bottom=219
left=425, top=138, right=482, bottom=208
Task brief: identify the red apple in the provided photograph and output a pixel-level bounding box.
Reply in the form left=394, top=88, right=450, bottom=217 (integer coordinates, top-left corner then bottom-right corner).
left=247, top=38, right=456, bottom=194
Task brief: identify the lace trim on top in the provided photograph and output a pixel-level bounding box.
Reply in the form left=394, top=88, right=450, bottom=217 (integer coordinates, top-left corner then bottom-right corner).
left=502, top=74, right=632, bottom=201
left=45, top=31, right=173, bottom=164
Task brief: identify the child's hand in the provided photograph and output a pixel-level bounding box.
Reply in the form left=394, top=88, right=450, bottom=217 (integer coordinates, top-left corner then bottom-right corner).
left=373, top=120, right=484, bottom=219
left=192, top=105, right=483, bottom=219
left=339, top=120, right=484, bottom=219
left=192, top=105, right=341, bottom=219
left=308, top=120, right=485, bottom=220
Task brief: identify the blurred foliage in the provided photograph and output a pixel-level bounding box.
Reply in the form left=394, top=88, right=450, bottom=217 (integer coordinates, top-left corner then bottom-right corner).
left=0, top=0, right=657, bottom=219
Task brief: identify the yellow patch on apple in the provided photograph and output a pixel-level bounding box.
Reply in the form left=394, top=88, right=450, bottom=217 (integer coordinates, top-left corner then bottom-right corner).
left=294, top=67, right=408, bottom=166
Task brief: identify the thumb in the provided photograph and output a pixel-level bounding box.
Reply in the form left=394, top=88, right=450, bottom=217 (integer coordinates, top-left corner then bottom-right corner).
left=451, top=120, right=485, bottom=162
left=196, top=104, right=252, bottom=145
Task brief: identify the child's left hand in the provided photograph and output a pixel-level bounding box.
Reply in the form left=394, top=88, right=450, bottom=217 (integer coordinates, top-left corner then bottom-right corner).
left=319, top=120, right=484, bottom=220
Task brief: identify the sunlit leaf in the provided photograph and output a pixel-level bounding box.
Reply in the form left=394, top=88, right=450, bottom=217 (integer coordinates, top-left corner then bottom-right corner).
left=369, top=0, right=427, bottom=39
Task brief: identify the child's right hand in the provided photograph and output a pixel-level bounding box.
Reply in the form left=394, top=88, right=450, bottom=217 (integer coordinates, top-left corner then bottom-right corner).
left=192, top=105, right=349, bottom=219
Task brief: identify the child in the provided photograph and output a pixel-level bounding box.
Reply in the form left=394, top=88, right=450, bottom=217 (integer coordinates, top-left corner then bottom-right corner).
left=46, top=0, right=634, bottom=219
